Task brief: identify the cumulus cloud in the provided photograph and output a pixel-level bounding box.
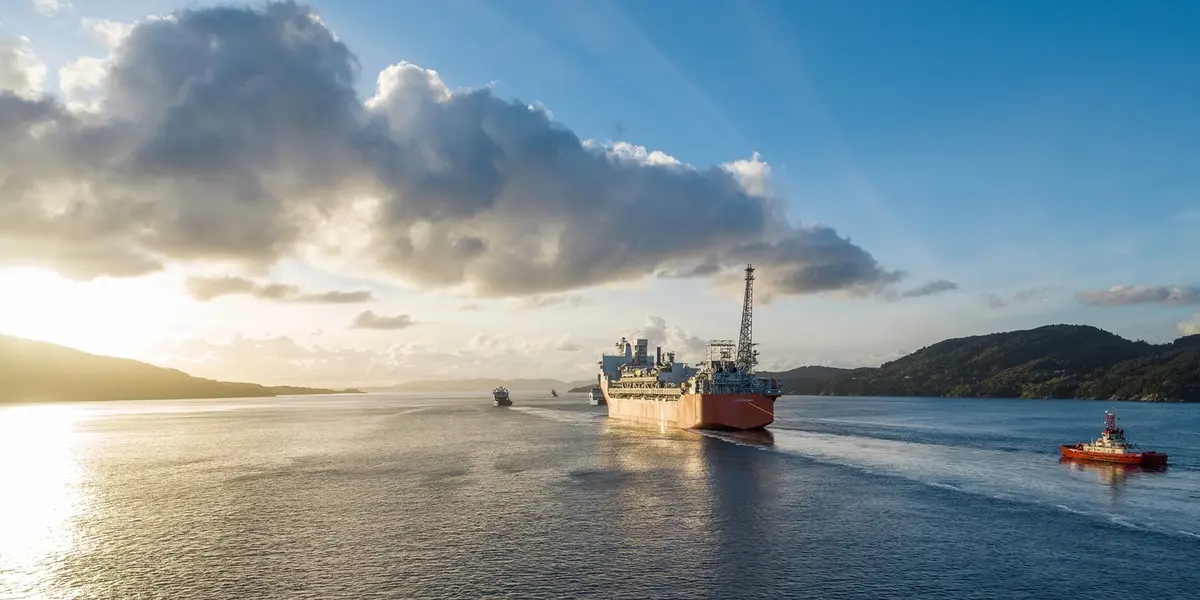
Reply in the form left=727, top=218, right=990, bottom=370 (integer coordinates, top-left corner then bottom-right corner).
left=1, top=1, right=915, bottom=299
left=82, top=18, right=135, bottom=48
left=351, top=310, right=416, bottom=330
left=632, top=316, right=708, bottom=361
left=185, top=275, right=372, bottom=303
left=1076, top=285, right=1200, bottom=307
left=1180, top=315, right=1200, bottom=336
left=0, top=30, right=45, bottom=97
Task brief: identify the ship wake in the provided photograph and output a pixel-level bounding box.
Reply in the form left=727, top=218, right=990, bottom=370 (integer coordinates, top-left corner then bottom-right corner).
left=695, top=427, right=1200, bottom=541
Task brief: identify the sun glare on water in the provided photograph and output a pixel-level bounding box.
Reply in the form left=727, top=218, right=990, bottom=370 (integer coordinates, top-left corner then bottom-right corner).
left=0, top=267, right=184, bottom=359
left=0, top=405, right=90, bottom=600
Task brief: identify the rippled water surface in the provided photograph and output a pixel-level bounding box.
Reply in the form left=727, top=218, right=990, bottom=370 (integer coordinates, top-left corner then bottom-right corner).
left=2, top=394, right=1198, bottom=599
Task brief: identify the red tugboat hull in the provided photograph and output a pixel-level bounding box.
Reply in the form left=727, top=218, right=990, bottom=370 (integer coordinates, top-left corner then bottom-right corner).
left=1058, top=444, right=1168, bottom=466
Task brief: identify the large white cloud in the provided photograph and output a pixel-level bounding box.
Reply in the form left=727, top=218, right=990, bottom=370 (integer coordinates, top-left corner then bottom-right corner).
left=0, top=2, right=943, bottom=300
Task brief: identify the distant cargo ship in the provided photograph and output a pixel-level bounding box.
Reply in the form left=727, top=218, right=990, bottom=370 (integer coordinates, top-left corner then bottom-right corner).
left=1059, top=411, right=1167, bottom=466
left=492, top=386, right=512, bottom=407
left=597, top=265, right=781, bottom=431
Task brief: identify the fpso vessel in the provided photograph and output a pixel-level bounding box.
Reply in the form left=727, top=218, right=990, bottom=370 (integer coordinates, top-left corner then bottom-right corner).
left=597, top=264, right=781, bottom=431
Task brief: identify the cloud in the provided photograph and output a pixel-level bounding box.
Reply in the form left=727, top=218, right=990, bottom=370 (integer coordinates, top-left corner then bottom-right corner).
left=901, top=279, right=958, bottom=298
left=82, top=19, right=135, bottom=48
left=152, top=334, right=593, bottom=386
left=1076, top=285, right=1200, bottom=307
left=457, top=302, right=482, bottom=311
left=0, top=30, right=45, bottom=97
left=1179, top=315, right=1200, bottom=336
left=34, top=0, right=69, bottom=17
left=557, top=340, right=582, bottom=352
left=0, top=1, right=912, bottom=299
left=513, top=294, right=588, bottom=309
left=350, top=310, right=416, bottom=330
left=657, top=262, right=721, bottom=279
left=184, top=275, right=372, bottom=303
left=981, top=287, right=1060, bottom=309
left=632, top=316, right=707, bottom=361
left=882, top=279, right=958, bottom=301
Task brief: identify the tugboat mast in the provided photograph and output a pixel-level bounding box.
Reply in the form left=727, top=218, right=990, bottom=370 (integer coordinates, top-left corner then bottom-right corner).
left=735, top=264, right=758, bottom=372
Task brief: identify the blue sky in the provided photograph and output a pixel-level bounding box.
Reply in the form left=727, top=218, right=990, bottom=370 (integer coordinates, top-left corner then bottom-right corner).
left=324, top=0, right=1200, bottom=293
left=1, top=0, right=1197, bottom=384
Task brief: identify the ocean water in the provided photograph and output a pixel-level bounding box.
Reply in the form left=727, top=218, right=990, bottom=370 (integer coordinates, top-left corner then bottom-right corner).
left=1, top=393, right=1197, bottom=599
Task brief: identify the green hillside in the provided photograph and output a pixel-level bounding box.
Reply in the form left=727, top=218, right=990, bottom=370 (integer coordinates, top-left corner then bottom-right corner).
left=769, top=325, right=1199, bottom=401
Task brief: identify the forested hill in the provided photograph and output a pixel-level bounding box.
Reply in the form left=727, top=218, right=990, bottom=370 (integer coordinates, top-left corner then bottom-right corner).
left=0, top=334, right=362, bottom=403
left=763, top=325, right=1200, bottom=401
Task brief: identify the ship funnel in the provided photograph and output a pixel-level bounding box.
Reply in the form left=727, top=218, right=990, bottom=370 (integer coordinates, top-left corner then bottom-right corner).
left=656, top=346, right=662, bottom=366
left=634, top=338, right=649, bottom=364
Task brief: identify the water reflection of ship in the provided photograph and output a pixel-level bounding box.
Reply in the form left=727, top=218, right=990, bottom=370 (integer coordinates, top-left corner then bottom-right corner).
left=702, top=428, right=776, bottom=449
left=1058, top=455, right=1167, bottom=488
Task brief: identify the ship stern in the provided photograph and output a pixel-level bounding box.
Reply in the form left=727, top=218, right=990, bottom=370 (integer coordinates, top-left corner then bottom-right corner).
left=680, top=394, right=776, bottom=430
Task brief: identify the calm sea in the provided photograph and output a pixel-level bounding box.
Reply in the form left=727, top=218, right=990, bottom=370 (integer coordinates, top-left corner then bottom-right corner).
left=2, top=394, right=1198, bottom=599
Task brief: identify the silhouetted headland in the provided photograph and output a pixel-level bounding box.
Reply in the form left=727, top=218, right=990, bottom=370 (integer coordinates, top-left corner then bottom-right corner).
left=0, top=334, right=362, bottom=403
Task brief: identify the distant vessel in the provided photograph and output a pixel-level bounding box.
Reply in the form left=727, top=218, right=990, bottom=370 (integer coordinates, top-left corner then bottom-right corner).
left=588, top=387, right=606, bottom=406
left=550, top=389, right=558, bottom=397
left=597, top=265, right=781, bottom=431
left=492, top=386, right=512, bottom=407
left=1059, top=410, right=1167, bottom=466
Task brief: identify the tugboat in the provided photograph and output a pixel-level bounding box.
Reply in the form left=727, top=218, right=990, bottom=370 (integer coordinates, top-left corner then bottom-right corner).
left=1059, top=410, right=1168, bottom=466
left=588, top=387, right=606, bottom=406
left=550, top=389, right=558, bottom=397
left=492, top=386, right=512, bottom=407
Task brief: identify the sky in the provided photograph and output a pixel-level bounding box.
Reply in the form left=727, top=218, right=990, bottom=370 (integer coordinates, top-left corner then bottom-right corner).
left=0, top=0, right=1197, bottom=386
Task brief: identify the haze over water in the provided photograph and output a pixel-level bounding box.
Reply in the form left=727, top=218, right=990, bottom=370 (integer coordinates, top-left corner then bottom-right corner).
left=2, top=394, right=1197, bottom=599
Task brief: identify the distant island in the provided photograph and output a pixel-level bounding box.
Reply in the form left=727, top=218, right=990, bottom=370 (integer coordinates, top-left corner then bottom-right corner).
left=370, top=378, right=593, bottom=393
left=758, top=325, right=1200, bottom=402
left=0, top=334, right=363, bottom=404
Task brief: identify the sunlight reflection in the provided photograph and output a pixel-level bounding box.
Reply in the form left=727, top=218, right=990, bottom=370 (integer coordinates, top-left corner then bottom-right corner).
left=600, top=421, right=708, bottom=479
left=0, top=404, right=89, bottom=600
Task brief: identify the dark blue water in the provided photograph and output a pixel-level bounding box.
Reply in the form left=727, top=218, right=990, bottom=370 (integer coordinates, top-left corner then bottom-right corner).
left=1, top=394, right=1196, bottom=599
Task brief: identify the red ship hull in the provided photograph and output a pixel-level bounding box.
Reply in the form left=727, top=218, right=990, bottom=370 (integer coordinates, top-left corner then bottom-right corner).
left=1059, top=444, right=1168, bottom=466
left=603, top=391, right=776, bottom=430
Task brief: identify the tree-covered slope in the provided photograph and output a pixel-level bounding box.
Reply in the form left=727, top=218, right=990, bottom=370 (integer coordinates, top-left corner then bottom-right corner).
left=775, top=325, right=1200, bottom=401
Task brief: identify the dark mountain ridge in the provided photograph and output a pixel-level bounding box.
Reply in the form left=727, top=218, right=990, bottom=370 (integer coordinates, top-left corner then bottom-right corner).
left=0, top=334, right=362, bottom=403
